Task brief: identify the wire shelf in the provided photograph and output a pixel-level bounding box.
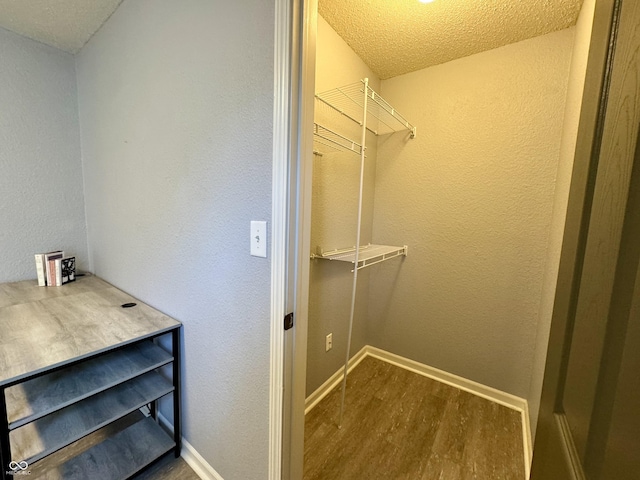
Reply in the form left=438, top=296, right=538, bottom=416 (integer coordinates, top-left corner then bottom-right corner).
left=312, top=77, right=415, bottom=425
left=313, top=123, right=363, bottom=156
left=312, top=244, right=408, bottom=271
left=315, top=80, right=416, bottom=138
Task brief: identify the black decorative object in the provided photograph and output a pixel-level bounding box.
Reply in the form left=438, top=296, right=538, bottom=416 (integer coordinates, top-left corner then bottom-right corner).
left=61, top=257, right=76, bottom=284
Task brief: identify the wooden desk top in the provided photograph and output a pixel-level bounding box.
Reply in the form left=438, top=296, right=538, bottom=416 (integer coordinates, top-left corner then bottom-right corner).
left=0, top=276, right=180, bottom=387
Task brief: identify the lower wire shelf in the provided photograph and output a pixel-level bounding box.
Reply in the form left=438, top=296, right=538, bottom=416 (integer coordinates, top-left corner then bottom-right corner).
left=312, top=244, right=408, bottom=271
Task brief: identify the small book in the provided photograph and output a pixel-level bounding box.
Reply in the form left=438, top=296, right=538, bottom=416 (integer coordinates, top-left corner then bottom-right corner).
left=54, top=258, right=62, bottom=286
left=61, top=257, right=76, bottom=285
left=34, top=254, right=47, bottom=286
left=44, top=250, right=64, bottom=287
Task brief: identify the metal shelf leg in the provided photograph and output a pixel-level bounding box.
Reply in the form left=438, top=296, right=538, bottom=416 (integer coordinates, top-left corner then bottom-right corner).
left=172, top=328, right=182, bottom=458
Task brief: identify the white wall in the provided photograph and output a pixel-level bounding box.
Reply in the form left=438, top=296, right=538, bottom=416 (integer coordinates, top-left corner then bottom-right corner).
left=367, top=28, right=575, bottom=399
left=0, top=27, right=88, bottom=282
left=528, top=0, right=597, bottom=440
left=75, top=1, right=275, bottom=478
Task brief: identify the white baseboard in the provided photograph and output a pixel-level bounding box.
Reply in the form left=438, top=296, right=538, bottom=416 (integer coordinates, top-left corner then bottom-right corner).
left=366, top=346, right=527, bottom=409
left=522, top=402, right=533, bottom=479
left=180, top=437, right=225, bottom=480
left=304, top=345, right=368, bottom=414
left=305, top=345, right=533, bottom=478
left=158, top=413, right=224, bottom=480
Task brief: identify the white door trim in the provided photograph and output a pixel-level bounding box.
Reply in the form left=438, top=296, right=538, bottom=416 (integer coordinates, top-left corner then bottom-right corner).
left=285, top=0, right=318, bottom=478
left=272, top=0, right=317, bottom=477
left=269, top=0, right=293, bottom=478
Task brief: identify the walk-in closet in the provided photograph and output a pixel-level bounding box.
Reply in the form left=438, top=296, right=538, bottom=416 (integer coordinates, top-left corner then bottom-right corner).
left=302, top=0, right=591, bottom=478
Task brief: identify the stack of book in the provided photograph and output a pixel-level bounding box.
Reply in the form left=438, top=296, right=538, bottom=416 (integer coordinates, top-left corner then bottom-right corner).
left=34, top=251, right=76, bottom=286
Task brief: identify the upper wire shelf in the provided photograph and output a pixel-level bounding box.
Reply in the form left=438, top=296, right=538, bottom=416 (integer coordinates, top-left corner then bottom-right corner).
left=315, top=80, right=417, bottom=138
left=313, top=123, right=363, bottom=156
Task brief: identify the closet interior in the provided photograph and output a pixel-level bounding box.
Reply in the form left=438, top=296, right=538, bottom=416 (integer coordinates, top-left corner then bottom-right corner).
left=305, top=0, right=590, bottom=475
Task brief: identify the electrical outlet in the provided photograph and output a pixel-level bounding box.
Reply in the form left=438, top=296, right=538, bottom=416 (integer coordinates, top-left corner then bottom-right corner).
left=326, top=333, right=333, bottom=352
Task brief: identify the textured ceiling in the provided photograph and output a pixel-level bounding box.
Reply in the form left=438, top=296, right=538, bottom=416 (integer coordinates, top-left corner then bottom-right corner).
left=319, top=0, right=584, bottom=79
left=0, top=0, right=583, bottom=66
left=0, top=0, right=122, bottom=53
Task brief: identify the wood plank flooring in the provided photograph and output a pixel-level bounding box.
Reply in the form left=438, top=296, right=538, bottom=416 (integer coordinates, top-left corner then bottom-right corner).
left=133, top=454, right=199, bottom=480
left=304, top=357, right=525, bottom=480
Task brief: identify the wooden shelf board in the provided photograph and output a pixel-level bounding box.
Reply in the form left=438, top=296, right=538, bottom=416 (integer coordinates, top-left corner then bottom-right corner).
left=0, top=276, right=181, bottom=388
left=7, top=341, right=172, bottom=429
left=30, top=416, right=175, bottom=480
left=10, top=371, right=173, bottom=464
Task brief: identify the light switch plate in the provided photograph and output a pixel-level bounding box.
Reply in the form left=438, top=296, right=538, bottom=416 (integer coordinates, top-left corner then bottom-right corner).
left=250, top=221, right=267, bottom=258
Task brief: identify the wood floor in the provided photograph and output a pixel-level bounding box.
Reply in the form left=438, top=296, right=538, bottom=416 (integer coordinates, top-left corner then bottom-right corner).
left=133, top=454, right=199, bottom=480
left=304, top=357, right=526, bottom=480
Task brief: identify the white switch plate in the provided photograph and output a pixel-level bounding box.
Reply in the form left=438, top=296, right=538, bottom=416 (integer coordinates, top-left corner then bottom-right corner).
left=326, top=333, right=333, bottom=351
left=250, top=221, right=267, bottom=258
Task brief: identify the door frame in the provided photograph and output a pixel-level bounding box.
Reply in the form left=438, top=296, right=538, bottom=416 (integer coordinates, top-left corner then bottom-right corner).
left=277, top=0, right=620, bottom=477
left=530, top=0, right=624, bottom=477
left=273, top=0, right=317, bottom=478
left=283, top=1, right=317, bottom=478
left=270, top=0, right=295, bottom=478
left=278, top=0, right=630, bottom=477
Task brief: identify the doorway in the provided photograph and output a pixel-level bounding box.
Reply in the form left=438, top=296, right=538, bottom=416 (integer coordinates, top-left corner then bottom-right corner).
left=286, top=0, right=600, bottom=478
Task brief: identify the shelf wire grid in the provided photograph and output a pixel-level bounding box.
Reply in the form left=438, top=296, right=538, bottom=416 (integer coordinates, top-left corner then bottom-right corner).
left=315, top=81, right=416, bottom=137
left=313, top=123, right=363, bottom=156
left=313, top=244, right=408, bottom=271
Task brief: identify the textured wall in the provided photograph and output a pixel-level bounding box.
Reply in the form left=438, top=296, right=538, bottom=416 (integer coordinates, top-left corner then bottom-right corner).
left=529, top=0, right=596, bottom=440
left=75, top=1, right=274, bottom=478
left=306, top=16, right=381, bottom=395
left=0, top=27, right=88, bottom=283
left=367, top=28, right=574, bottom=399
